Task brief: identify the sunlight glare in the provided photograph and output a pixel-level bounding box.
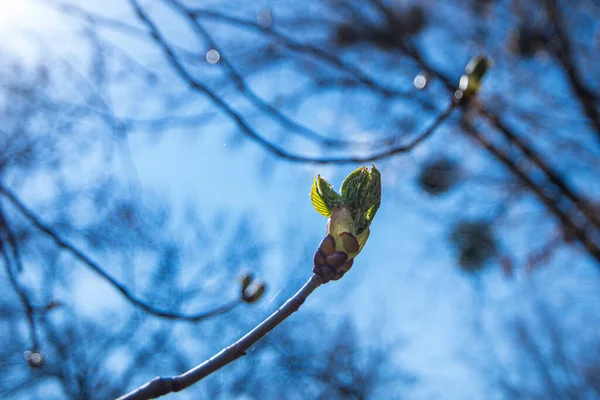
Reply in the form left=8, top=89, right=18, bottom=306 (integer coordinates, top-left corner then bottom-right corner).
left=0, top=0, right=39, bottom=28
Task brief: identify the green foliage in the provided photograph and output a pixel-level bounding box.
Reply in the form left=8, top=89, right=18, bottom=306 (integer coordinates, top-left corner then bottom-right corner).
left=311, top=166, right=381, bottom=234
left=310, top=179, right=331, bottom=217
left=310, top=166, right=381, bottom=282
left=340, top=167, right=365, bottom=198
left=310, top=176, right=343, bottom=217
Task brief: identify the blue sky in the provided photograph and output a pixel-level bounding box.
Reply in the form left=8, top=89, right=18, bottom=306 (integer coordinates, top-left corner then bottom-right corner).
left=3, top=1, right=600, bottom=399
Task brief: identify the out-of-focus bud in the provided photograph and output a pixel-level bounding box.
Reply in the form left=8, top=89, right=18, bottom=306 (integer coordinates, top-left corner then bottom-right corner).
left=417, top=157, right=460, bottom=196
left=454, top=54, right=491, bottom=105
left=24, top=350, right=44, bottom=368
left=43, top=300, right=62, bottom=312
left=242, top=281, right=266, bottom=303
left=449, top=219, right=497, bottom=273
left=237, top=270, right=254, bottom=292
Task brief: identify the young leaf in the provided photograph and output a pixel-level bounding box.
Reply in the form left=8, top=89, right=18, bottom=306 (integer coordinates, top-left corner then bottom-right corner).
left=342, top=167, right=370, bottom=210
left=340, top=167, right=366, bottom=198
left=317, top=176, right=342, bottom=208
left=364, top=166, right=381, bottom=220
left=311, top=178, right=331, bottom=217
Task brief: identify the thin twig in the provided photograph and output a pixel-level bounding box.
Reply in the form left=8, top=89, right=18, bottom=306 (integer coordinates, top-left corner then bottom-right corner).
left=0, top=205, right=25, bottom=272
left=189, top=9, right=407, bottom=97
left=402, top=45, right=600, bottom=249
left=547, top=0, right=600, bottom=140
left=166, top=0, right=363, bottom=148
left=462, top=121, right=600, bottom=264
left=479, top=105, right=600, bottom=231
left=0, top=207, right=40, bottom=352
left=117, top=274, right=323, bottom=400
left=0, top=185, right=241, bottom=322
left=129, top=0, right=457, bottom=164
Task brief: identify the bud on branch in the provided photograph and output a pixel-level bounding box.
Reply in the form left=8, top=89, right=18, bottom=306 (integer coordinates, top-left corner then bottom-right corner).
left=454, top=54, right=492, bottom=105
left=310, top=165, right=381, bottom=282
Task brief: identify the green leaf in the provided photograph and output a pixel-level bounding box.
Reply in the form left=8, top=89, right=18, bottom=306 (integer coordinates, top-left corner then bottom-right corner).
left=354, top=166, right=381, bottom=234
left=340, top=167, right=365, bottom=198
left=311, top=166, right=381, bottom=227
left=342, top=167, right=370, bottom=211
left=311, top=178, right=331, bottom=217
left=365, top=204, right=376, bottom=222
left=364, top=166, right=381, bottom=221
left=317, top=176, right=342, bottom=208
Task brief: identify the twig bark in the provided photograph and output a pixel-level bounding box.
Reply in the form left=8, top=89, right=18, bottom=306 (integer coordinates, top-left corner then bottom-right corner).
left=117, top=274, right=323, bottom=400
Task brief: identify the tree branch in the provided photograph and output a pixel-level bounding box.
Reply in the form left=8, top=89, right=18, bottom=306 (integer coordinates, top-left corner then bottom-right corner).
left=401, top=44, right=600, bottom=241
left=130, top=0, right=456, bottom=164
left=0, top=185, right=241, bottom=322
left=462, top=121, right=600, bottom=265
left=130, top=0, right=453, bottom=164
left=189, top=9, right=408, bottom=98
left=479, top=105, right=600, bottom=232
left=165, top=0, right=363, bottom=148
left=117, top=274, right=323, bottom=400
left=547, top=0, right=600, bottom=140
left=0, top=207, right=40, bottom=352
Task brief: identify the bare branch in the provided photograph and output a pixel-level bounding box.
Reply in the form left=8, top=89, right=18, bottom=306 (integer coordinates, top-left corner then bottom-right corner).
left=547, top=0, right=600, bottom=139
left=399, top=44, right=600, bottom=253
left=479, top=105, right=600, bottom=232
left=165, top=0, right=364, bottom=148
left=462, top=121, right=600, bottom=264
left=0, top=208, right=40, bottom=352
left=0, top=185, right=241, bottom=322
left=128, top=0, right=458, bottom=164
left=117, top=274, right=322, bottom=400
left=189, top=9, right=408, bottom=97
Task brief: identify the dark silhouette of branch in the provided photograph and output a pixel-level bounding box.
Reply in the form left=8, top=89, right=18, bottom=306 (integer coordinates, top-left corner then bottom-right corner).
left=399, top=44, right=600, bottom=245
left=513, top=318, right=564, bottom=398
left=547, top=0, right=600, bottom=140
left=45, top=0, right=438, bottom=157
left=41, top=0, right=418, bottom=154
left=0, top=185, right=241, bottom=322
left=129, top=0, right=458, bottom=164
left=0, top=206, right=24, bottom=272
left=55, top=0, right=364, bottom=148
left=188, top=9, right=408, bottom=98
left=117, top=274, right=322, bottom=400
left=479, top=105, right=600, bottom=232
left=165, top=0, right=366, bottom=148
left=0, top=208, right=40, bottom=352
left=462, top=121, right=600, bottom=264
left=52, top=0, right=413, bottom=149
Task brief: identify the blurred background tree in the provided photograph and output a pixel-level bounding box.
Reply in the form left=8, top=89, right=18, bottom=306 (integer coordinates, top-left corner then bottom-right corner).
left=0, top=0, right=599, bottom=398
